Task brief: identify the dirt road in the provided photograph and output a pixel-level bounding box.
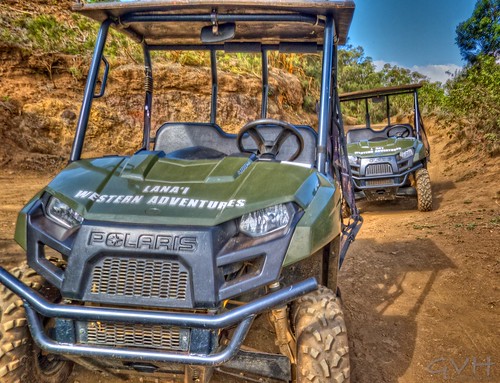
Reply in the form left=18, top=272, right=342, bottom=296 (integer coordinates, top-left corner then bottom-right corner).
left=0, top=135, right=498, bottom=382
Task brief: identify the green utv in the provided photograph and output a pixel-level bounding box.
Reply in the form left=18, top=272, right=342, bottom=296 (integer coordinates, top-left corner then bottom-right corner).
left=0, top=1, right=362, bottom=382
left=340, top=84, right=433, bottom=212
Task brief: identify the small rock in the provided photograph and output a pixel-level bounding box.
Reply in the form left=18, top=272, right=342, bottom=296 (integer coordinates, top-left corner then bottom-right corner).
left=61, top=109, right=77, bottom=121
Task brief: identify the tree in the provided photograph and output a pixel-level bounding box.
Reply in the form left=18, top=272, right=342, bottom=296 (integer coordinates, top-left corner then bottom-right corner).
left=456, top=0, right=500, bottom=64
left=337, top=45, right=381, bottom=93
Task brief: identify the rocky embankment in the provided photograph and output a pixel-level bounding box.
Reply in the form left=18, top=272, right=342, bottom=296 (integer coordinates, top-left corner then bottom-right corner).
left=0, top=43, right=314, bottom=171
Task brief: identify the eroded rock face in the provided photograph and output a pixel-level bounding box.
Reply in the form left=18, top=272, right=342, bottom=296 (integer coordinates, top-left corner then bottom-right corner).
left=0, top=52, right=316, bottom=171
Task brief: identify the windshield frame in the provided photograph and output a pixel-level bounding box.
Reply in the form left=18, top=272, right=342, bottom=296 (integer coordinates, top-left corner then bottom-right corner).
left=69, top=11, right=340, bottom=175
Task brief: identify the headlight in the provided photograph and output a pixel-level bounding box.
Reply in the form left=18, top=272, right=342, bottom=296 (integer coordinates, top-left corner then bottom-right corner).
left=399, top=148, right=414, bottom=159
left=239, top=203, right=295, bottom=237
left=348, top=155, right=359, bottom=164
left=46, top=197, right=83, bottom=229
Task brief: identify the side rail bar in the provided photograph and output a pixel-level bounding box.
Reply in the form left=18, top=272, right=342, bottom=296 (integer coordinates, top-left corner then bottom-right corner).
left=121, top=13, right=322, bottom=25
left=0, top=267, right=317, bottom=328
left=93, top=56, right=109, bottom=98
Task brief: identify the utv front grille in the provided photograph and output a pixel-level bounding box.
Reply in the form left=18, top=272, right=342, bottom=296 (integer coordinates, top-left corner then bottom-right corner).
left=85, top=321, right=189, bottom=351
left=366, top=163, right=393, bottom=176
left=366, top=178, right=394, bottom=186
left=90, top=258, right=189, bottom=300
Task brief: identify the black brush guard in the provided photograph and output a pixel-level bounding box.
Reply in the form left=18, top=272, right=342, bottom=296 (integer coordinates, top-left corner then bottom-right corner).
left=0, top=266, right=317, bottom=365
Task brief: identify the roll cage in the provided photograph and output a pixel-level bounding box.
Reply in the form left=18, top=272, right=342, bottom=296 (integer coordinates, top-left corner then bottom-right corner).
left=69, top=0, right=361, bottom=260
left=339, top=83, right=431, bottom=154
left=70, top=1, right=354, bottom=171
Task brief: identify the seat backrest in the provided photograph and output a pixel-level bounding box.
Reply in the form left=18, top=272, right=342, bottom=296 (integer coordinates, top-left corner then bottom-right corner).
left=346, top=128, right=378, bottom=143
left=346, top=124, right=414, bottom=144
left=154, top=122, right=318, bottom=165
left=154, top=123, right=237, bottom=155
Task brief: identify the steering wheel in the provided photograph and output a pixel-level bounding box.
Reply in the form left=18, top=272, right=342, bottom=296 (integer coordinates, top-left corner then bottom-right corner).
left=387, top=125, right=412, bottom=138
left=237, top=119, right=305, bottom=161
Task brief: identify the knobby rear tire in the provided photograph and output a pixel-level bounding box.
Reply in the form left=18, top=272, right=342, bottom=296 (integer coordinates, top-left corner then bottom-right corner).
left=415, top=168, right=433, bottom=212
left=0, top=263, right=73, bottom=383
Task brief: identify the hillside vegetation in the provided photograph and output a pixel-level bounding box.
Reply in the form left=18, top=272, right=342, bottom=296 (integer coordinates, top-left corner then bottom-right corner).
left=0, top=0, right=498, bottom=171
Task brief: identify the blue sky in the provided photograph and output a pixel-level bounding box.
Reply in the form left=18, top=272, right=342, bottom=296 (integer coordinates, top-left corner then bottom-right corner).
left=347, top=0, right=477, bottom=83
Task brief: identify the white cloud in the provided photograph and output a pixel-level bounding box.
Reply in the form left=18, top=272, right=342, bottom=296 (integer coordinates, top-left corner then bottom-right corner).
left=410, top=64, right=462, bottom=83
left=373, top=60, right=398, bottom=71
left=372, top=60, right=462, bottom=83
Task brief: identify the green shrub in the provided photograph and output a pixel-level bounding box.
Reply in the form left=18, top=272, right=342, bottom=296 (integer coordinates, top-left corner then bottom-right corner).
left=444, top=55, right=500, bottom=156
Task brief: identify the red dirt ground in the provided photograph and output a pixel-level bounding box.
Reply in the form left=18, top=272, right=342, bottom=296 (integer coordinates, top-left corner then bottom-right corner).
left=0, top=134, right=498, bottom=382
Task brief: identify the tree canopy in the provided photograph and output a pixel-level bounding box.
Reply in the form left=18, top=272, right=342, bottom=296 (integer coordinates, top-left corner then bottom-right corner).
left=456, top=0, right=500, bottom=64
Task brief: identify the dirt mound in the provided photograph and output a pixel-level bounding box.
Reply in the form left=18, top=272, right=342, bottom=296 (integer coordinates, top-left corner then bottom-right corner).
left=0, top=0, right=315, bottom=170
left=0, top=44, right=315, bottom=171
left=0, top=98, right=67, bottom=171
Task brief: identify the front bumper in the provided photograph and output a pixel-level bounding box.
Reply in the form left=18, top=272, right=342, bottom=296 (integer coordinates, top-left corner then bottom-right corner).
left=349, top=155, right=423, bottom=200
left=0, top=267, right=317, bottom=365
left=351, top=164, right=422, bottom=190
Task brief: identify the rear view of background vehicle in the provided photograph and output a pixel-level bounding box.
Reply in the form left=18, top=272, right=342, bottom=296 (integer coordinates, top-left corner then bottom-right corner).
left=0, top=1, right=361, bottom=382
left=340, top=84, right=433, bottom=212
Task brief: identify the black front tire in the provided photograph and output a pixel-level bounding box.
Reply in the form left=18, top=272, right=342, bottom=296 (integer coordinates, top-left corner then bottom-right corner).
left=0, top=263, right=73, bottom=383
left=292, top=286, right=350, bottom=383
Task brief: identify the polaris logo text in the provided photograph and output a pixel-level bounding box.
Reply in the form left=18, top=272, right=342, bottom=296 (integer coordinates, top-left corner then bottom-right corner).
left=89, top=231, right=198, bottom=252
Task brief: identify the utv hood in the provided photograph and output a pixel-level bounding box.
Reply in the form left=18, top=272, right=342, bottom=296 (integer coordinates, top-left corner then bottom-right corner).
left=347, top=138, right=417, bottom=158
left=44, top=152, right=321, bottom=226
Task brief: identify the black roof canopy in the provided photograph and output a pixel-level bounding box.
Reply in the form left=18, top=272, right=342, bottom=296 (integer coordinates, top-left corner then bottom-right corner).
left=339, top=83, right=423, bottom=102
left=72, top=0, right=355, bottom=46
